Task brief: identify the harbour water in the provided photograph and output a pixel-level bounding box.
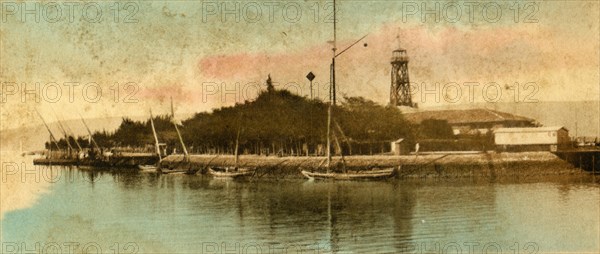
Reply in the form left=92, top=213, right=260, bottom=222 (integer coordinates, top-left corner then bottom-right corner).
left=1, top=154, right=599, bottom=253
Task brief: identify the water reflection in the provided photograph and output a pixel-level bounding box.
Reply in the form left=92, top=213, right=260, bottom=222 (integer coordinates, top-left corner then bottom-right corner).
left=1, top=165, right=598, bottom=253
left=392, top=182, right=417, bottom=252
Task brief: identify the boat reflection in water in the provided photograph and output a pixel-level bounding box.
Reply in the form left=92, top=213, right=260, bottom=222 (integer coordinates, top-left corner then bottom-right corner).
left=2, top=163, right=598, bottom=253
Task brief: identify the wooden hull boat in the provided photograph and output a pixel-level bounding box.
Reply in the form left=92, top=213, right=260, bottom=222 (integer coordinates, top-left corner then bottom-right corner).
left=138, top=164, right=159, bottom=172
left=301, top=167, right=396, bottom=180
left=208, top=167, right=253, bottom=178
left=158, top=168, right=190, bottom=175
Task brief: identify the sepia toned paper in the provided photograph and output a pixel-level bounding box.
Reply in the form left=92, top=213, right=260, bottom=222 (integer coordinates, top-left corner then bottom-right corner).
left=1, top=1, right=599, bottom=253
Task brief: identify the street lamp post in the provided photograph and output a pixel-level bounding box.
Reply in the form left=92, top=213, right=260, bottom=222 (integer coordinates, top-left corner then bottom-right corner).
left=330, top=33, right=370, bottom=105
left=326, top=0, right=368, bottom=171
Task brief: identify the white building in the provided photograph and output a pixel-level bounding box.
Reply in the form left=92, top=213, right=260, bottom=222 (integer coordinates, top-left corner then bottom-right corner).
left=390, top=138, right=409, bottom=155
left=494, top=126, right=570, bottom=152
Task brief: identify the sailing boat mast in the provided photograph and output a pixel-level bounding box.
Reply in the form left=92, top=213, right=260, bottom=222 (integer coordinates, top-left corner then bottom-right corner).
left=326, top=100, right=332, bottom=172
left=55, top=117, right=75, bottom=153
left=53, top=108, right=82, bottom=151
left=79, top=114, right=101, bottom=151
left=332, top=0, right=337, bottom=106
left=326, top=0, right=338, bottom=172
left=35, top=109, right=61, bottom=150
left=234, top=127, right=241, bottom=168
left=171, top=97, right=190, bottom=162
left=170, top=96, right=175, bottom=119
left=65, top=124, right=83, bottom=151
left=174, top=124, right=189, bottom=161
left=149, top=109, right=162, bottom=161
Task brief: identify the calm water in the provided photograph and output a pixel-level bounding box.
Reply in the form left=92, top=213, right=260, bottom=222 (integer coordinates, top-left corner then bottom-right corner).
left=1, top=156, right=599, bottom=253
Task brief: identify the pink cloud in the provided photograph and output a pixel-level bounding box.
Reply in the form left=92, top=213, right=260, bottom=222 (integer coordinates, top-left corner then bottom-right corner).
left=193, top=22, right=596, bottom=105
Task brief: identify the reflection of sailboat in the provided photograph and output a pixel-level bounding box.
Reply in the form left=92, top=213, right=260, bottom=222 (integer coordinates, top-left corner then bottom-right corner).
left=138, top=109, right=163, bottom=172
left=208, top=123, right=254, bottom=178
left=302, top=182, right=340, bottom=252
left=301, top=0, right=396, bottom=181
left=326, top=186, right=339, bottom=253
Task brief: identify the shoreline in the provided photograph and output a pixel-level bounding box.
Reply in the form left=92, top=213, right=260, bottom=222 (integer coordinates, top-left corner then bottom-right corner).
left=160, top=151, right=589, bottom=179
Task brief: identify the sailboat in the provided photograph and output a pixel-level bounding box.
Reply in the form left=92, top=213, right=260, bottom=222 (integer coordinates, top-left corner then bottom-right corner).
left=138, top=109, right=163, bottom=172
left=208, top=126, right=254, bottom=178
left=301, top=0, right=396, bottom=180
left=78, top=113, right=111, bottom=168
left=159, top=97, right=193, bottom=174
left=32, top=108, right=65, bottom=165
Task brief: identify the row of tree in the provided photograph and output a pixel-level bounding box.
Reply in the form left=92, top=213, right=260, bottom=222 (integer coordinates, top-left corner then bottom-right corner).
left=48, top=85, right=457, bottom=155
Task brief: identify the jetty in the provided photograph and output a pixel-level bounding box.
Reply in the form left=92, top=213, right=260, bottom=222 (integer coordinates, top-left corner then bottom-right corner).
left=33, top=152, right=159, bottom=168
left=553, top=149, right=600, bottom=174
left=159, top=152, right=588, bottom=179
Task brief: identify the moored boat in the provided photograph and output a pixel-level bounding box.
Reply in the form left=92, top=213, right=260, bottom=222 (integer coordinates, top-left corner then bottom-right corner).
left=158, top=168, right=189, bottom=175
left=301, top=167, right=397, bottom=180
left=208, top=167, right=254, bottom=178
left=138, top=164, right=159, bottom=172
left=206, top=118, right=252, bottom=179
left=160, top=98, right=193, bottom=175
left=138, top=109, right=165, bottom=173
left=300, top=2, right=398, bottom=181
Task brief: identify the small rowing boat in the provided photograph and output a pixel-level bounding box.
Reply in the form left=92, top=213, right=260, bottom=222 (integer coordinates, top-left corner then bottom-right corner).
left=138, top=164, right=159, bottom=172
left=208, top=167, right=253, bottom=178
left=301, top=167, right=397, bottom=181
left=158, top=168, right=190, bottom=175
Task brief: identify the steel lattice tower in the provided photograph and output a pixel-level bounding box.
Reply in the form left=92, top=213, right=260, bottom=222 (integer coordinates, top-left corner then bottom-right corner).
left=390, top=49, right=413, bottom=107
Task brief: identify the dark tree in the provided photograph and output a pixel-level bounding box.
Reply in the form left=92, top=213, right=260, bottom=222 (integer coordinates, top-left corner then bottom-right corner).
left=419, top=119, right=454, bottom=139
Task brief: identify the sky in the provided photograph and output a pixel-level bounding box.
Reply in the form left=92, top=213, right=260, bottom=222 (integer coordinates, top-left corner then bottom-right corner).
left=1, top=0, right=599, bottom=130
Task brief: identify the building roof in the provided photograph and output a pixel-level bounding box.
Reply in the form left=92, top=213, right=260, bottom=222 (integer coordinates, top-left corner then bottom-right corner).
left=494, top=126, right=568, bottom=133
left=403, top=108, right=534, bottom=125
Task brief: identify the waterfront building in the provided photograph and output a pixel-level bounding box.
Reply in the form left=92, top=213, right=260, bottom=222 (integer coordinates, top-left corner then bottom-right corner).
left=404, top=108, right=536, bottom=136
left=494, top=126, right=570, bottom=152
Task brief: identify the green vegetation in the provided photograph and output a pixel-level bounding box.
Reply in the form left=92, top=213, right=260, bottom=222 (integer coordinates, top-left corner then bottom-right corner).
left=50, top=85, right=416, bottom=155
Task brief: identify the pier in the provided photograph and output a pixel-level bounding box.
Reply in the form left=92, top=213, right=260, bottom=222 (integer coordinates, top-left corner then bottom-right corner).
left=33, top=152, right=159, bottom=168
left=160, top=152, right=588, bottom=179
left=553, top=149, right=600, bottom=174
